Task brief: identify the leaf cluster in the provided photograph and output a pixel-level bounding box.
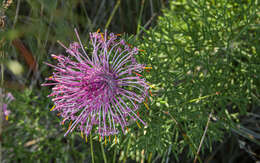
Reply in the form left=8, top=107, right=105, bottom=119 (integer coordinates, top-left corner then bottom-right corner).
left=114, top=0, right=260, bottom=161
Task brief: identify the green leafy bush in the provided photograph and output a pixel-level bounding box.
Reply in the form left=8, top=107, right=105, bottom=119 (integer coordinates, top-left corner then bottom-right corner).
left=113, top=0, right=260, bottom=161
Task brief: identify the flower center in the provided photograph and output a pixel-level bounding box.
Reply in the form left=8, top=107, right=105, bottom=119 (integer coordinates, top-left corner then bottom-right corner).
left=99, top=73, right=117, bottom=92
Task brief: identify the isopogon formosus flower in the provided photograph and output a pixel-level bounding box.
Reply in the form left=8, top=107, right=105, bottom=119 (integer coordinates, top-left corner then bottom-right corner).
left=42, top=29, right=153, bottom=143
left=0, top=88, right=14, bottom=121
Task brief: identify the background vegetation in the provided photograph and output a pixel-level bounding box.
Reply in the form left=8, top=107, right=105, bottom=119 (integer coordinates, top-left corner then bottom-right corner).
left=1, top=0, right=259, bottom=162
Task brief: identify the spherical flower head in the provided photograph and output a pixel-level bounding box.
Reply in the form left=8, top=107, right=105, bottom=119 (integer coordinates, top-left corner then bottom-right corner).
left=42, top=29, right=150, bottom=138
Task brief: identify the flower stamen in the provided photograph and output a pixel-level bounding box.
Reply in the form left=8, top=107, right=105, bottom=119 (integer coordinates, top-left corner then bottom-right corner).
left=81, top=131, right=84, bottom=138
left=134, top=72, right=142, bottom=77
left=136, top=121, right=141, bottom=128
left=115, top=135, right=117, bottom=144
left=144, top=102, right=150, bottom=110
left=50, top=105, right=55, bottom=111
left=149, top=90, right=153, bottom=97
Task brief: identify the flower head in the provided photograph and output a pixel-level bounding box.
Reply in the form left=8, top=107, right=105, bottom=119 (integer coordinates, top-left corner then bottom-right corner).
left=43, top=29, right=150, bottom=138
left=0, top=89, right=14, bottom=121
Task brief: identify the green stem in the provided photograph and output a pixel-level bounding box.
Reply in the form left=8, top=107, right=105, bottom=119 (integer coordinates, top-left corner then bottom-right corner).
left=164, top=111, right=202, bottom=163
left=105, top=0, right=121, bottom=29
left=90, top=133, right=95, bottom=163
left=1, top=63, right=3, bottom=86
left=123, top=137, right=131, bottom=163
left=113, top=147, right=117, bottom=163
left=148, top=152, right=152, bottom=163
left=100, top=142, right=107, bottom=163
left=136, top=0, right=146, bottom=40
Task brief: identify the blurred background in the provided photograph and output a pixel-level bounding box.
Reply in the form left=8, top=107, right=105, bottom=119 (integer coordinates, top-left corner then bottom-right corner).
left=1, top=0, right=260, bottom=162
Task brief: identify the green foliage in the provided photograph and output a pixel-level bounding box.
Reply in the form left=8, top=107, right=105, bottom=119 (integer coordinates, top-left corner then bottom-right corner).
left=3, top=88, right=118, bottom=162
left=112, top=0, right=260, bottom=161
left=1, top=0, right=260, bottom=162
left=3, top=88, right=82, bottom=162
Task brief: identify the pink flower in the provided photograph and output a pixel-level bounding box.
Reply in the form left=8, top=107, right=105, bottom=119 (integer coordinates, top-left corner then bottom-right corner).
left=42, top=29, right=150, bottom=139
left=1, top=89, right=14, bottom=121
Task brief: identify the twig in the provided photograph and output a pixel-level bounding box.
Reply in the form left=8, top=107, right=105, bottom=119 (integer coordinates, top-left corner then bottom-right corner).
left=90, top=133, right=95, bottom=163
left=134, top=13, right=157, bottom=40
left=193, top=110, right=213, bottom=163
left=164, top=111, right=202, bottom=163
left=12, top=0, right=20, bottom=28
